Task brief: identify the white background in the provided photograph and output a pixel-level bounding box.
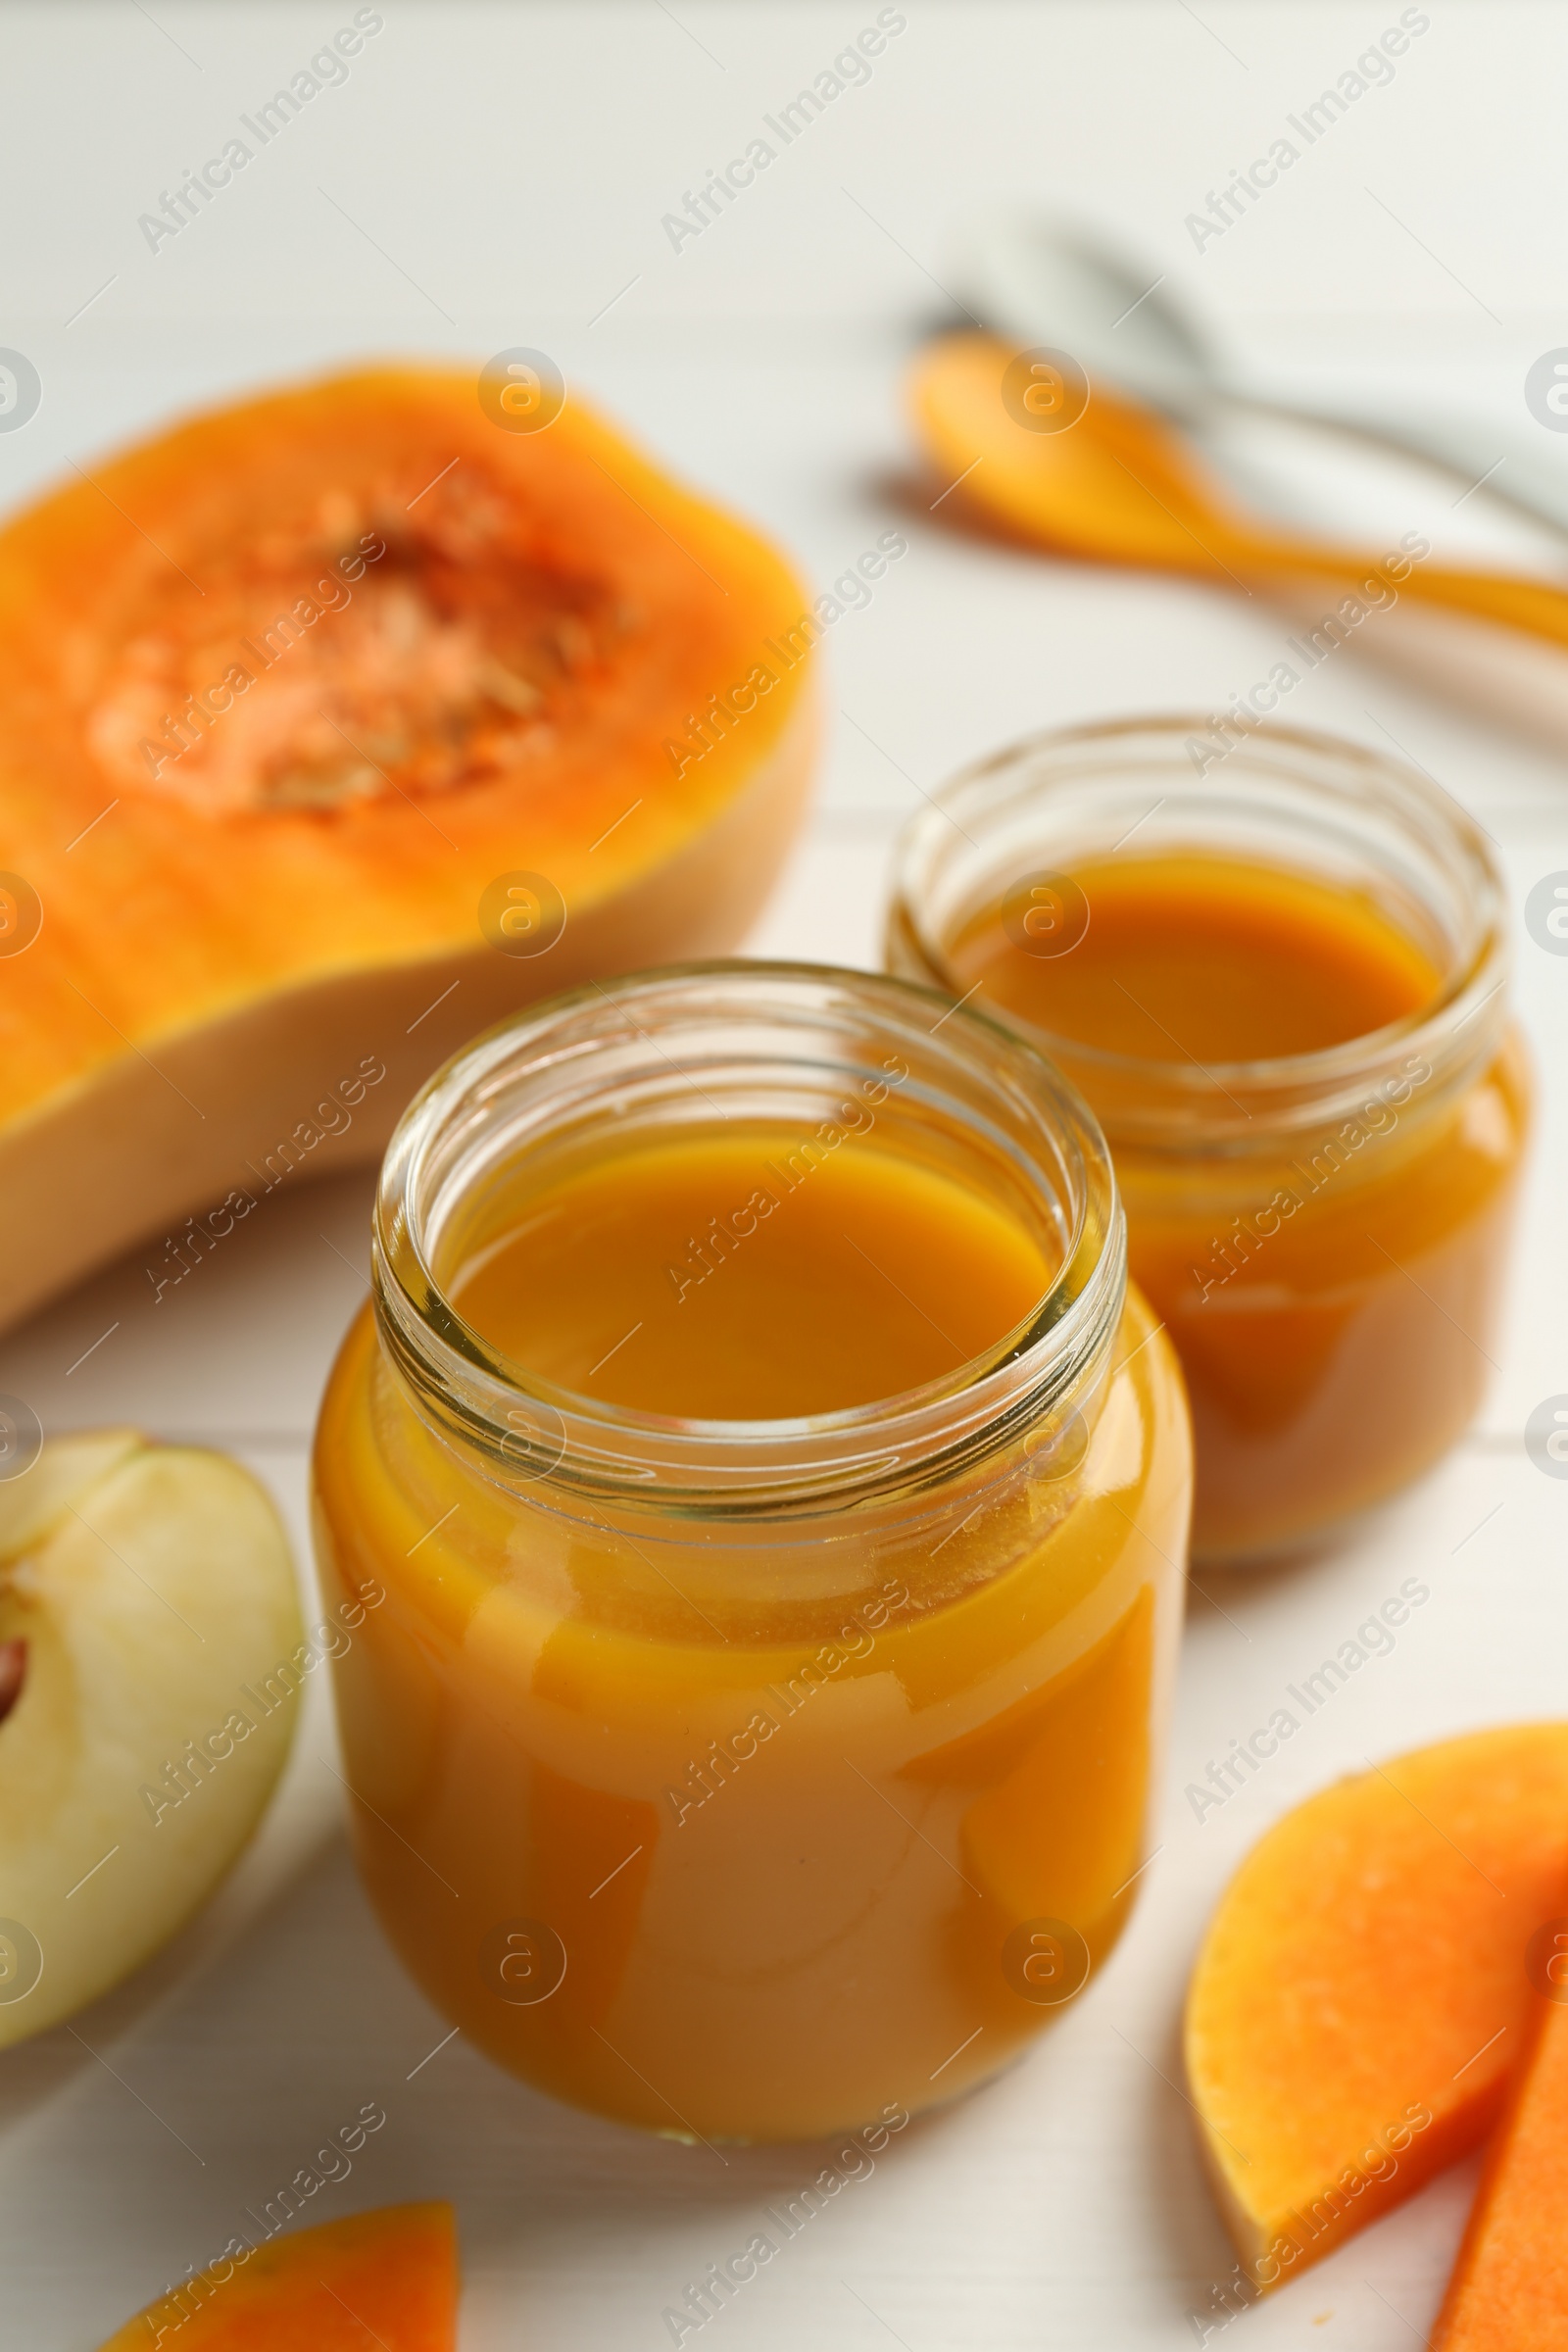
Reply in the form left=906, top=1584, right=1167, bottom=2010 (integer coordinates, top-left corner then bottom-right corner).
left=2, top=4, right=1567, bottom=2346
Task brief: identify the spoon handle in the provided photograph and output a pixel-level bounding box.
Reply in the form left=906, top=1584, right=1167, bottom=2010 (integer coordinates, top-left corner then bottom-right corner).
left=1221, top=388, right=1568, bottom=547
left=1243, top=540, right=1568, bottom=653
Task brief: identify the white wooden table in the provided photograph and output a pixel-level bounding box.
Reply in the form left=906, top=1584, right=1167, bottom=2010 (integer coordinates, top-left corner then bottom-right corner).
left=4, top=6, right=1567, bottom=2344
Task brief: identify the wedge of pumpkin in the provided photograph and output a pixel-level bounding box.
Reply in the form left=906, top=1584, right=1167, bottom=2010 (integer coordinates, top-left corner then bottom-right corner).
left=1184, top=1723, right=1568, bottom=2288
left=0, top=367, right=817, bottom=1330
left=96, top=2202, right=457, bottom=2348
left=1433, top=1991, right=1568, bottom=2347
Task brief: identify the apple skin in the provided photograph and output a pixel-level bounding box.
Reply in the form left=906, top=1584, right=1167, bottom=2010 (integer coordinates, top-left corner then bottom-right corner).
left=0, top=1431, right=303, bottom=2047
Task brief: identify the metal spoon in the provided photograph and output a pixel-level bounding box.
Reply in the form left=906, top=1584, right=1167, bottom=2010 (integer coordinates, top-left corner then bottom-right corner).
left=957, top=214, right=1568, bottom=542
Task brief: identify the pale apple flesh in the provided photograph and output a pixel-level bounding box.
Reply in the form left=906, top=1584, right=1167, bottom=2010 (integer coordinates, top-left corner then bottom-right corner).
left=0, top=1431, right=303, bottom=2046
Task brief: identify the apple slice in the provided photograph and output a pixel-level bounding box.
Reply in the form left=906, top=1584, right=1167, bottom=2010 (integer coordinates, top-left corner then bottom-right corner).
left=0, top=1430, right=303, bottom=2045
left=96, top=2202, right=458, bottom=2349
left=0, top=1426, right=141, bottom=1559
left=1184, top=1723, right=1568, bottom=2288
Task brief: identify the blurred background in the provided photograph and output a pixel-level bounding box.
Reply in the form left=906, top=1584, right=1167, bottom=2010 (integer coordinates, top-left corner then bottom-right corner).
left=5, top=8, right=1568, bottom=2348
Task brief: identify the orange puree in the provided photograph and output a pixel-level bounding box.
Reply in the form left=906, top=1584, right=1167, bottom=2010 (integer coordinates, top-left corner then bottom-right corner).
left=313, top=1116, right=1190, bottom=2140
left=955, top=855, right=1439, bottom=1062
left=947, top=853, right=1528, bottom=1558
left=450, top=1127, right=1055, bottom=1418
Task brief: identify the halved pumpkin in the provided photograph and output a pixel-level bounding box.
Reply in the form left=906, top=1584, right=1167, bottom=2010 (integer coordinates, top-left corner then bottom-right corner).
left=96, top=2201, right=457, bottom=2348
left=0, top=368, right=816, bottom=1329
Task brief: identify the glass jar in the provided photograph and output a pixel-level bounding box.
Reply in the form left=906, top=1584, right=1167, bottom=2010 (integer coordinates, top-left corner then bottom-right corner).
left=312, top=963, right=1190, bottom=2142
left=886, top=715, right=1529, bottom=1561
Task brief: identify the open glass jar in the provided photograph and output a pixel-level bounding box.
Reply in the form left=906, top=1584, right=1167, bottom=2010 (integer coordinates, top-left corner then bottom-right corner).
left=886, top=716, right=1529, bottom=1561
left=312, top=963, right=1190, bottom=2142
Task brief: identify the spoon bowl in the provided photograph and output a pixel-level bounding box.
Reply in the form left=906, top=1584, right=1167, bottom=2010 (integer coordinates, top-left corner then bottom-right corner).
left=958, top=212, right=1216, bottom=414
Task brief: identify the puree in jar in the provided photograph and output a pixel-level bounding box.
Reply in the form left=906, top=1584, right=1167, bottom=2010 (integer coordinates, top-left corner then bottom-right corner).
left=945, top=851, right=1527, bottom=1558
left=314, top=971, right=1191, bottom=2141
left=951, top=855, right=1440, bottom=1062
left=448, top=1126, right=1054, bottom=1417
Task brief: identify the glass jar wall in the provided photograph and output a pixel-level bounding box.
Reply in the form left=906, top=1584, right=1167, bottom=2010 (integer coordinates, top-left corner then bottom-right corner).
left=886, top=717, right=1528, bottom=1561
left=312, top=964, right=1190, bottom=2140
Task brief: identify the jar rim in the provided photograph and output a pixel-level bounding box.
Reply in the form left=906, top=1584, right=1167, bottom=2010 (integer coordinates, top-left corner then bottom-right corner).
left=370, top=959, right=1127, bottom=1516
left=888, top=712, right=1509, bottom=1148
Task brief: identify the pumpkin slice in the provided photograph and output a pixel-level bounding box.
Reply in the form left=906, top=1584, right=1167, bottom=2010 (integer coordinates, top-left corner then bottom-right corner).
left=1432, top=1993, right=1568, bottom=2347
left=0, top=368, right=816, bottom=1330
left=1184, top=1723, right=1568, bottom=2289
left=96, top=2201, right=457, bottom=2348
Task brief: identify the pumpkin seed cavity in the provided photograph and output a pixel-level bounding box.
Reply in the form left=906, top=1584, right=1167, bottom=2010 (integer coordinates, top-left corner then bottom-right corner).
left=86, top=470, right=636, bottom=814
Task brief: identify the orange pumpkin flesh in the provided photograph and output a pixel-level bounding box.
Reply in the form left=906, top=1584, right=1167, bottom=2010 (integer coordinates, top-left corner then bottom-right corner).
left=95, top=2201, right=457, bottom=2349
left=0, top=367, right=816, bottom=1328
left=1433, top=1994, right=1568, bottom=2347
left=1184, top=1724, right=1568, bottom=2288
